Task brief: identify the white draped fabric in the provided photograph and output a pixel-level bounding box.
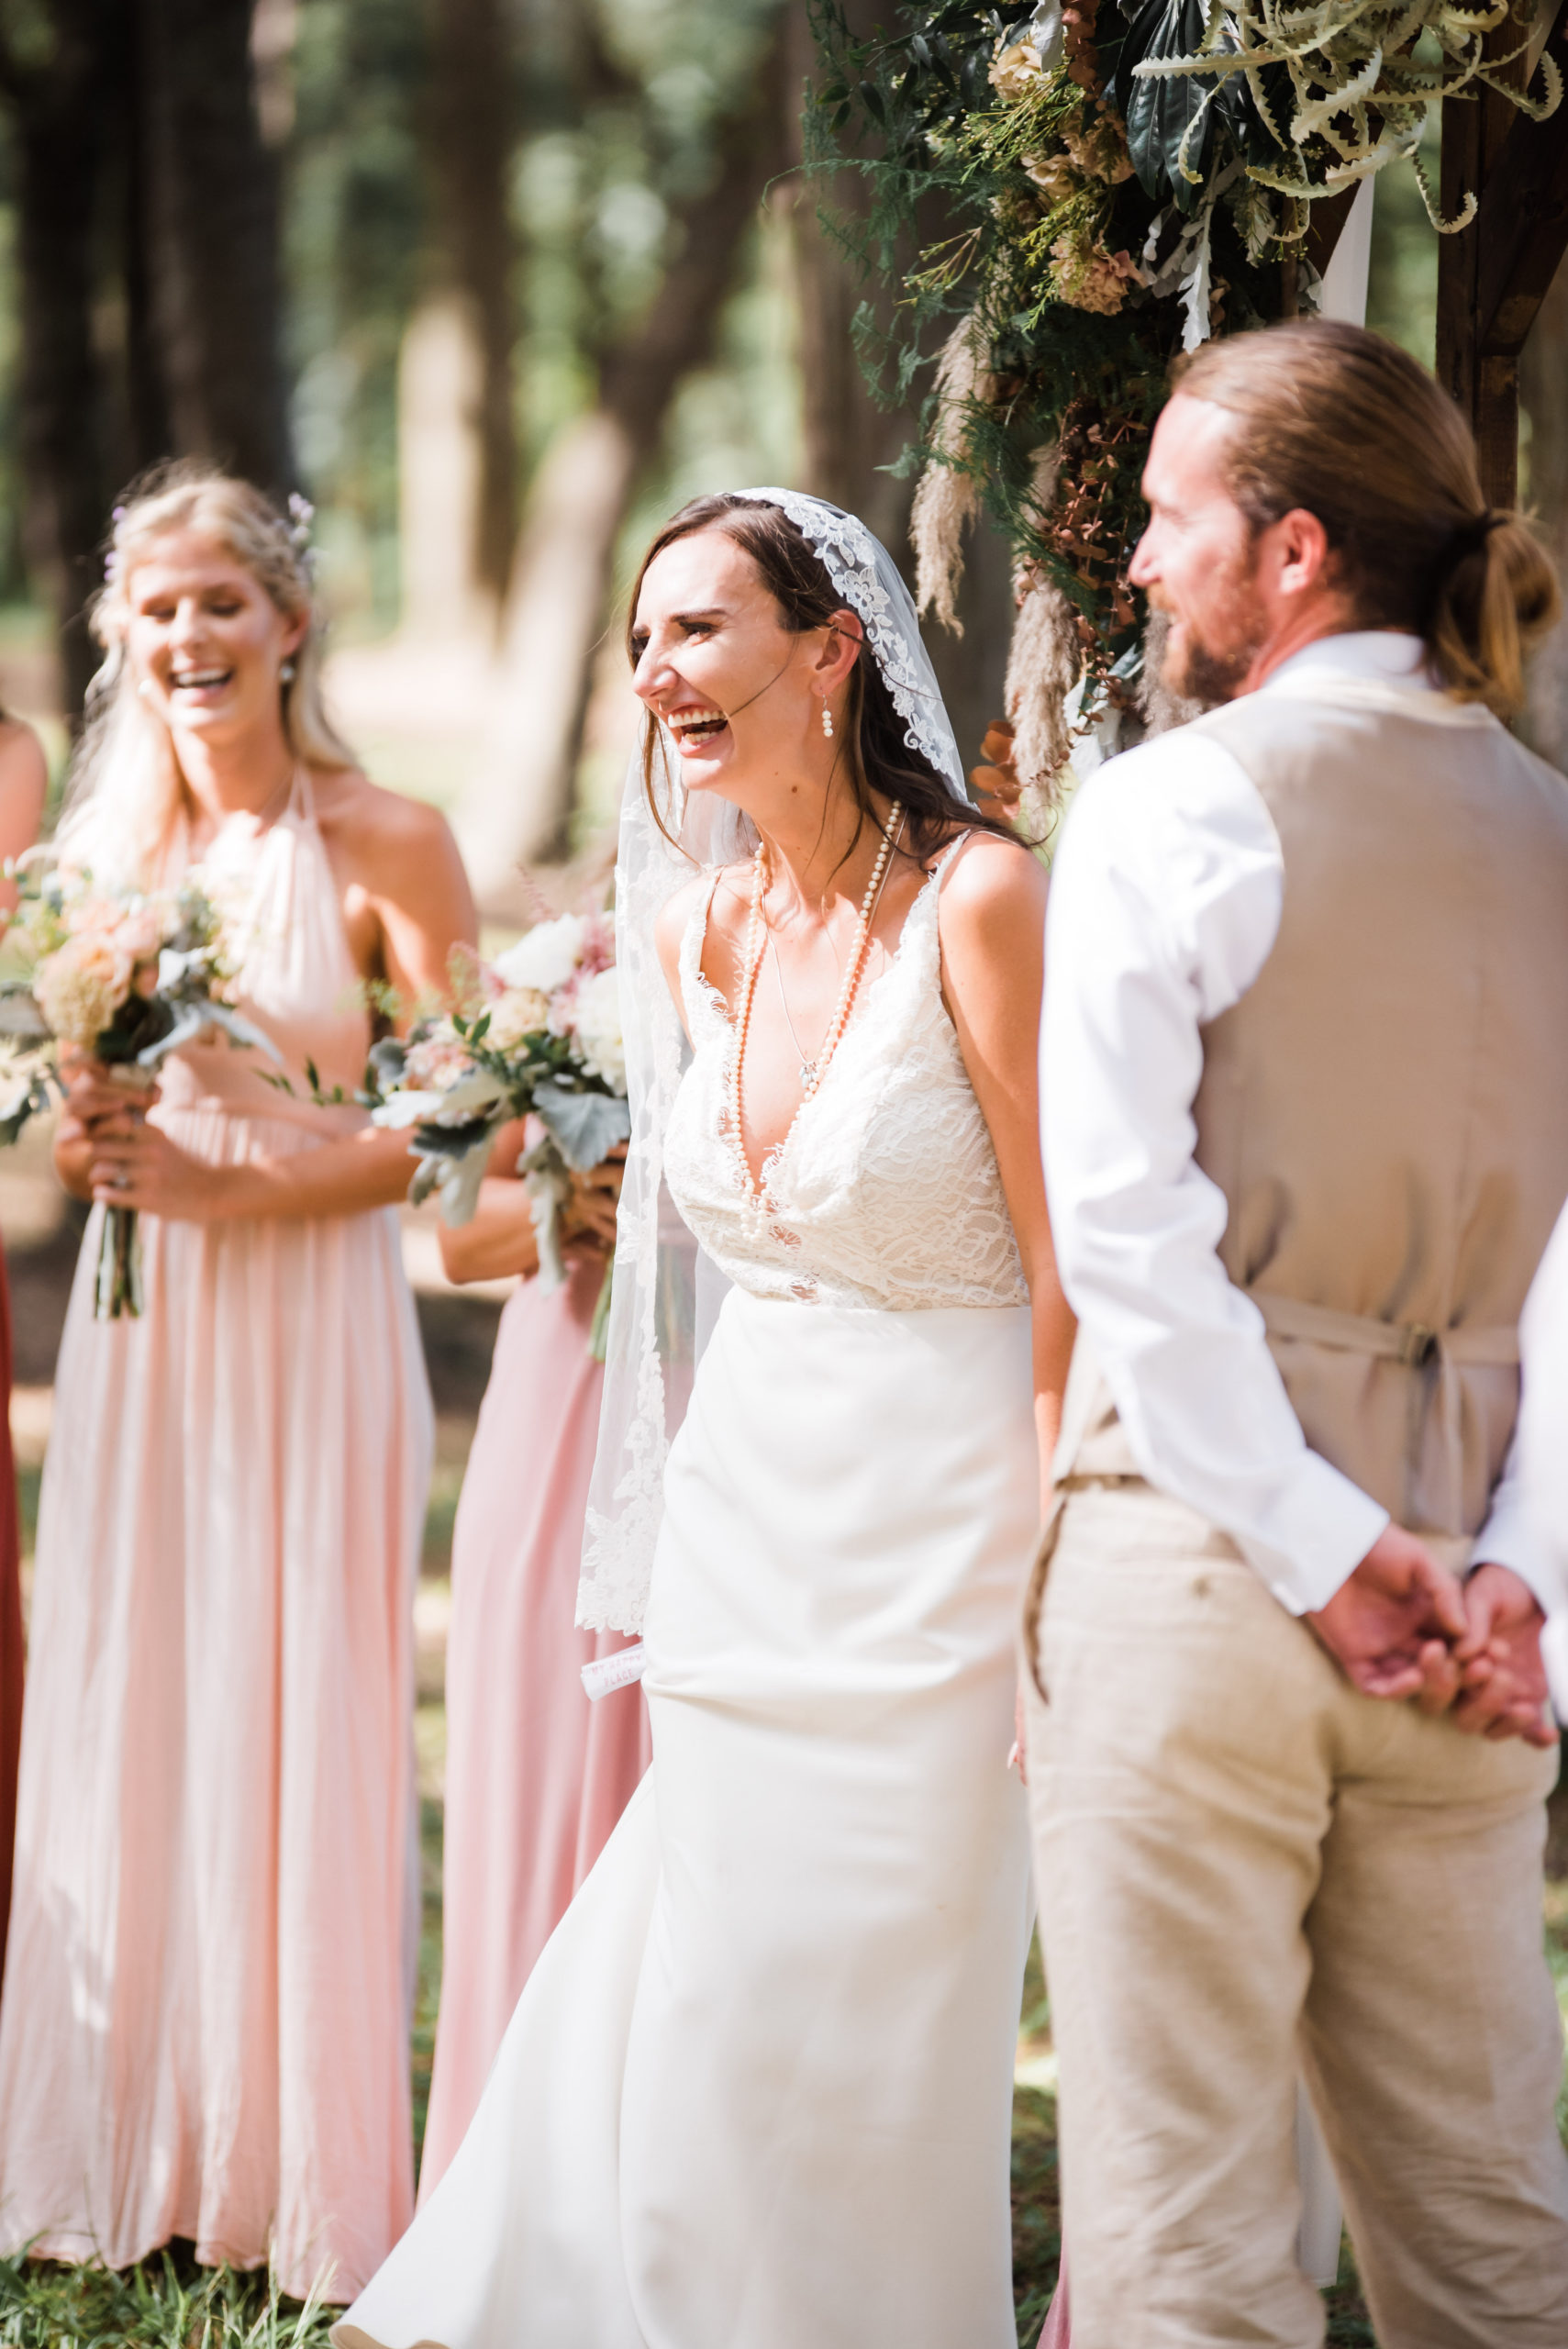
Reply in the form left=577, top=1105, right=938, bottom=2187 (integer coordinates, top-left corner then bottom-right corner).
left=337, top=821, right=1039, bottom=2349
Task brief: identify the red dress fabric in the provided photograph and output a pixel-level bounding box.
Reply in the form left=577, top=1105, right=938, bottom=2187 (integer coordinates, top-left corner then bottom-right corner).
left=0, top=1242, right=23, bottom=1979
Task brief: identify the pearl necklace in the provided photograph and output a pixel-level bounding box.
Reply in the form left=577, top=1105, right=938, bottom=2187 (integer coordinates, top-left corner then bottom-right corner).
left=727, top=802, right=905, bottom=1205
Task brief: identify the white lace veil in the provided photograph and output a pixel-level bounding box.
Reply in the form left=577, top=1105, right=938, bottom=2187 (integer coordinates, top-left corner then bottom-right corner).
left=576, top=489, right=969, bottom=1644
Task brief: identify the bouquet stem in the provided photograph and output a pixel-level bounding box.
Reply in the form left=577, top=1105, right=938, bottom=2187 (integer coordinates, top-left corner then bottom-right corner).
left=588, top=1258, right=614, bottom=1364
left=94, top=1063, right=156, bottom=1319
left=95, top=1203, right=143, bottom=1320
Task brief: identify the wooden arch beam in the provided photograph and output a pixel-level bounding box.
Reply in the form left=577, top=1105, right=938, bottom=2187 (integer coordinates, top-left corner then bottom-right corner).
left=1438, top=0, right=1568, bottom=504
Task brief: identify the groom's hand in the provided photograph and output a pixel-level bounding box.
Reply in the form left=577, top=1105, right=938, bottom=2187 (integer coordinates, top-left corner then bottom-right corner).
left=1307, top=1525, right=1468, bottom=1704
left=1448, top=1563, right=1558, bottom=1747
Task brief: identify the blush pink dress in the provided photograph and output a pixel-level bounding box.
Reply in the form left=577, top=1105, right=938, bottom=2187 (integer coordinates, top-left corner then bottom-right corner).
left=0, top=773, right=432, bottom=2301
left=0, top=1244, right=21, bottom=1979
left=417, top=1248, right=650, bottom=2200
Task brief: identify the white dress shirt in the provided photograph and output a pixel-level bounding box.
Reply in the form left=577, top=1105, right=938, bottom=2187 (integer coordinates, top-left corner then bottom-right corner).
left=1513, top=1207, right=1568, bottom=1702
left=1040, top=631, right=1557, bottom=1619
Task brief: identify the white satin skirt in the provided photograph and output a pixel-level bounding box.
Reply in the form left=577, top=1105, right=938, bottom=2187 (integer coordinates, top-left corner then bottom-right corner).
left=336, top=1289, right=1038, bottom=2349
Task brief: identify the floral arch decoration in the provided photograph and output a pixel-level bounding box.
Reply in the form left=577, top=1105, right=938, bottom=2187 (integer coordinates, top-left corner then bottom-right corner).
left=808, top=0, right=1560, bottom=797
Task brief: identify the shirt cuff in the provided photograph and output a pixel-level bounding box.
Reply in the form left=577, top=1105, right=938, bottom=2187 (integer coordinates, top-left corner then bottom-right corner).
left=1232, top=1452, right=1390, bottom=1615
left=1467, top=1489, right=1568, bottom=1624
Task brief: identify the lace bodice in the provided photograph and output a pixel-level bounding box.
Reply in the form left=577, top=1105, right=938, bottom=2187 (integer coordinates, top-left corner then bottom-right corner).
left=663, top=843, right=1028, bottom=1310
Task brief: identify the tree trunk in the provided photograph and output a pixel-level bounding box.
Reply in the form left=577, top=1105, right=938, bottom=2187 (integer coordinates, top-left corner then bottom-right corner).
left=453, top=412, right=641, bottom=899
left=424, top=0, right=518, bottom=616
left=1521, top=255, right=1568, bottom=768
left=4, top=3, right=123, bottom=718
left=130, top=0, right=294, bottom=493
left=785, top=3, right=1010, bottom=780
left=454, top=20, right=789, bottom=903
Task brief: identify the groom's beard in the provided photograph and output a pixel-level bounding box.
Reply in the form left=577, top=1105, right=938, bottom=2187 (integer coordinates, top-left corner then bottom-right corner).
left=1149, top=555, right=1266, bottom=708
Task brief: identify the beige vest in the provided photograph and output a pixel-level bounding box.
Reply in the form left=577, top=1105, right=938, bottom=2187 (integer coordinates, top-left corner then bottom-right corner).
left=1059, top=676, right=1568, bottom=1540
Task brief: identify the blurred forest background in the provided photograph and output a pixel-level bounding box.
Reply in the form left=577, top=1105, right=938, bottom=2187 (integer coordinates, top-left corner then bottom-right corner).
left=0, top=0, right=1563, bottom=910
left=0, top=16, right=1565, bottom=2338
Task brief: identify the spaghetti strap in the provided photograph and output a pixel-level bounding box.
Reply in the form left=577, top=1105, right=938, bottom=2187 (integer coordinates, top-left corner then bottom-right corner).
left=931, top=828, right=975, bottom=889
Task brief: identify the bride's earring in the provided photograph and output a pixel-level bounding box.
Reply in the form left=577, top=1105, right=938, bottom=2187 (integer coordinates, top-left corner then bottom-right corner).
left=820, top=696, right=834, bottom=740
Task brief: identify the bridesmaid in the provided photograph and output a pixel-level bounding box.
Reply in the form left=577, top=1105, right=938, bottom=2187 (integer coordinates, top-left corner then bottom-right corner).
left=0, top=714, right=48, bottom=1976
left=0, top=462, right=474, bottom=2299
left=418, top=1121, right=649, bottom=2199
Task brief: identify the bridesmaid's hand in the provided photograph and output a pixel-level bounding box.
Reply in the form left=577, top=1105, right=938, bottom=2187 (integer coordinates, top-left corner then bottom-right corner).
left=60, top=1055, right=161, bottom=1131
left=561, top=1148, right=626, bottom=1252
left=86, top=1119, right=238, bottom=1223
left=53, top=1060, right=161, bottom=1200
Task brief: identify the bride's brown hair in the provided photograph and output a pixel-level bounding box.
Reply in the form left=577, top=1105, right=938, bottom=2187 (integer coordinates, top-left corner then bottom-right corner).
left=627, top=494, right=1020, bottom=864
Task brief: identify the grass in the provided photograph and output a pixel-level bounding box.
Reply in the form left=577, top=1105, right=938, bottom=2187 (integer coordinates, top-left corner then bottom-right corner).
left=0, top=2246, right=337, bottom=2346
left=411, top=1792, right=444, bottom=2165
left=3, top=1397, right=1562, bottom=2349
left=1011, top=2087, right=1062, bottom=2342
left=1008, top=2090, right=1380, bottom=2347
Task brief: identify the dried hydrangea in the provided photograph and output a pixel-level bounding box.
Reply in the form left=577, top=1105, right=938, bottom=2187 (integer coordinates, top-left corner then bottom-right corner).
left=1050, top=228, right=1142, bottom=314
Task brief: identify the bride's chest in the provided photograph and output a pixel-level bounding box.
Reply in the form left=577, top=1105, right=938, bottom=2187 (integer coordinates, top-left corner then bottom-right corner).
left=665, top=986, right=986, bottom=1250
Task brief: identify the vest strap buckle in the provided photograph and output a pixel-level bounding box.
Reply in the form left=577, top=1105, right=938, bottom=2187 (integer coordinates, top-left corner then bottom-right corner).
left=1397, top=1322, right=1440, bottom=1368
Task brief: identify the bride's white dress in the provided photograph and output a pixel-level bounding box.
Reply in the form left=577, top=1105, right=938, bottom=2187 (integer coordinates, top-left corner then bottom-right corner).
left=336, top=843, right=1038, bottom=2349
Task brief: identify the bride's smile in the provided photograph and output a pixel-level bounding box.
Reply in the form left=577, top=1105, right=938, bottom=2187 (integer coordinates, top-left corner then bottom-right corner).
left=628, top=528, right=860, bottom=807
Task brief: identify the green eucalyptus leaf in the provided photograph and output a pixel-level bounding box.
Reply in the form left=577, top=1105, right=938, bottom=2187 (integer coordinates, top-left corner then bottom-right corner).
left=532, top=1077, right=632, bottom=1172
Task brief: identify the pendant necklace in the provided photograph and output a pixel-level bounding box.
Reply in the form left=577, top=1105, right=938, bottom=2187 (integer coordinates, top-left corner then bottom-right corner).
left=773, top=941, right=824, bottom=1090
left=728, top=802, right=905, bottom=1203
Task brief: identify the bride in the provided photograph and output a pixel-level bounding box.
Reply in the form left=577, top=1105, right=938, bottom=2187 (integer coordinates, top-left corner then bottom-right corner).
left=336, top=490, right=1075, bottom=2349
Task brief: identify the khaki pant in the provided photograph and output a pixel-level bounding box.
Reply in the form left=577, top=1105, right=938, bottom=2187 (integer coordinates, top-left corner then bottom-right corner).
left=1024, top=1478, right=1568, bottom=2349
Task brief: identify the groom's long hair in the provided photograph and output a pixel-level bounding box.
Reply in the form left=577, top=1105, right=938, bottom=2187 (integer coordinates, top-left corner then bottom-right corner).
left=1175, top=319, right=1558, bottom=720
left=628, top=494, right=1024, bottom=869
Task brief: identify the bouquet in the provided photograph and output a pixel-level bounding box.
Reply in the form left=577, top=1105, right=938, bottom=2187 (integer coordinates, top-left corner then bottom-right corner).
left=0, top=857, right=277, bottom=1316
left=368, top=910, right=628, bottom=1359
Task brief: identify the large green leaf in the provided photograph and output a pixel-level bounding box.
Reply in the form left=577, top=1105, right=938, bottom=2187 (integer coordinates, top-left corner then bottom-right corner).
left=1112, top=0, right=1218, bottom=211
left=1108, top=0, right=1288, bottom=211
left=532, top=1078, right=632, bottom=1172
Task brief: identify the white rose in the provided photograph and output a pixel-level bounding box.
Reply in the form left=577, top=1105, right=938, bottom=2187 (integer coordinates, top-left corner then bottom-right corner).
left=484, top=986, right=551, bottom=1051
left=491, top=914, right=589, bottom=998
left=35, top=935, right=126, bottom=1048
left=572, top=965, right=625, bottom=1094
left=990, top=39, right=1045, bottom=100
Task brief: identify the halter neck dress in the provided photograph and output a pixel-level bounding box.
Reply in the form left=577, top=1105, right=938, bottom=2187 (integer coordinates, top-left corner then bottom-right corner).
left=0, top=770, right=433, bottom=2301
left=338, top=836, right=1038, bottom=2349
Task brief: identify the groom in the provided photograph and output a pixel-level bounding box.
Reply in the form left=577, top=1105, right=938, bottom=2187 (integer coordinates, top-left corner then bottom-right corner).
left=1025, top=317, right=1568, bottom=2349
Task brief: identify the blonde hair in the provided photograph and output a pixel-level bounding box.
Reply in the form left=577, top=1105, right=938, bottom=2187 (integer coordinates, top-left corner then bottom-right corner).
left=1173, top=319, right=1561, bottom=720
left=58, top=459, right=357, bottom=881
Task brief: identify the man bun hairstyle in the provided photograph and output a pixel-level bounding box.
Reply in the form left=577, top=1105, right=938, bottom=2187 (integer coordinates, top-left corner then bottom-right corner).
left=1174, top=318, right=1560, bottom=720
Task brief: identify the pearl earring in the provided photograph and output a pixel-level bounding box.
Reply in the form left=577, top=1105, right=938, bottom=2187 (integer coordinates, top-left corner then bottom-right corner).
left=820, top=698, right=834, bottom=740
left=280, top=661, right=296, bottom=685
